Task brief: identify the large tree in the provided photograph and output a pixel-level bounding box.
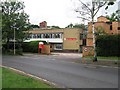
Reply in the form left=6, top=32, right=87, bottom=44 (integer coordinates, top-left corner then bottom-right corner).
left=74, top=0, right=115, bottom=61
left=2, top=0, right=30, bottom=49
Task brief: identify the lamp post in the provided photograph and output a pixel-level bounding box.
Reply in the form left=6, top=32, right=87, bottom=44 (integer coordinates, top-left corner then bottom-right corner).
left=14, top=26, right=15, bottom=55
left=12, top=21, right=16, bottom=55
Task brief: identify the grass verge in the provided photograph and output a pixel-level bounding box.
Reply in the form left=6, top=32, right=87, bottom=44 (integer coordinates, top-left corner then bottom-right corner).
left=84, top=56, right=119, bottom=60
left=2, top=67, right=54, bottom=88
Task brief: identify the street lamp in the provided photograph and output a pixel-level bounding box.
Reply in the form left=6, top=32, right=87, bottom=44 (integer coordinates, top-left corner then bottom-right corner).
left=11, top=20, right=17, bottom=55
left=14, top=25, right=16, bottom=55
left=12, top=22, right=16, bottom=55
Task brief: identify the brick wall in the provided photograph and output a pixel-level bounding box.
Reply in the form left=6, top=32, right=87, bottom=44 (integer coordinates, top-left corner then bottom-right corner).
left=82, top=46, right=94, bottom=57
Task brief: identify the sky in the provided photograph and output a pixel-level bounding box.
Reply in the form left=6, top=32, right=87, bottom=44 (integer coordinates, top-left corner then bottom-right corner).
left=22, top=0, right=119, bottom=28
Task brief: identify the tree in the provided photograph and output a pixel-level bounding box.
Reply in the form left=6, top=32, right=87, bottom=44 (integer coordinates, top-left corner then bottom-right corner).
left=106, top=10, right=120, bottom=22
left=65, top=23, right=73, bottom=28
left=73, top=24, right=87, bottom=30
left=74, top=0, right=115, bottom=61
left=116, top=10, right=120, bottom=21
left=51, top=25, right=61, bottom=29
left=2, top=0, right=30, bottom=52
left=95, top=26, right=107, bottom=36
left=30, top=24, right=39, bottom=29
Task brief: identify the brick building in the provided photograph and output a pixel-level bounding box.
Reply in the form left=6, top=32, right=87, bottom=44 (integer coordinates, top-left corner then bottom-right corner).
left=83, top=16, right=120, bottom=56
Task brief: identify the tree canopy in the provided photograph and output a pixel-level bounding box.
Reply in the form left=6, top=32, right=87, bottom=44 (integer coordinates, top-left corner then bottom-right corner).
left=30, top=24, right=39, bottom=29
left=65, top=23, right=87, bottom=30
left=2, top=0, right=30, bottom=43
left=73, top=24, right=87, bottom=30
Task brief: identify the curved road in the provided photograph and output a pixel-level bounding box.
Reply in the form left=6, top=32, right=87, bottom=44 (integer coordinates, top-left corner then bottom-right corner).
left=3, top=54, right=118, bottom=88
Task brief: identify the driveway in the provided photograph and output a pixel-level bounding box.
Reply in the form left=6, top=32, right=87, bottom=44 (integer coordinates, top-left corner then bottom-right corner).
left=2, top=54, right=118, bottom=88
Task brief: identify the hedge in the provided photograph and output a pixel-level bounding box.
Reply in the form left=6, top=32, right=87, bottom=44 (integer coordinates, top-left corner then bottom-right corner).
left=2, top=41, right=47, bottom=54
left=2, top=42, right=22, bottom=55
left=96, top=35, right=120, bottom=56
left=22, top=41, right=47, bottom=53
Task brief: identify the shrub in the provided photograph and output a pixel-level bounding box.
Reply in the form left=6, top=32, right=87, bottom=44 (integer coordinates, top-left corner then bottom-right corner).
left=2, top=42, right=23, bottom=55
left=22, top=41, right=47, bottom=53
left=96, top=35, right=120, bottom=56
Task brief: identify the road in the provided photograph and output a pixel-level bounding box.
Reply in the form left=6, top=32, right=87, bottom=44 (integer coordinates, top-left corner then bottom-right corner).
left=2, top=54, right=118, bottom=88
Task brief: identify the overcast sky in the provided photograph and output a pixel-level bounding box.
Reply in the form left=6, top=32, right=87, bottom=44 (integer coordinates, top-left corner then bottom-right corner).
left=23, top=0, right=119, bottom=28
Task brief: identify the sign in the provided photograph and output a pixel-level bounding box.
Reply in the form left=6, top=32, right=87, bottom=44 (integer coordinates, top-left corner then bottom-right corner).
left=38, top=42, right=44, bottom=48
left=84, top=48, right=87, bottom=52
left=66, top=38, right=77, bottom=40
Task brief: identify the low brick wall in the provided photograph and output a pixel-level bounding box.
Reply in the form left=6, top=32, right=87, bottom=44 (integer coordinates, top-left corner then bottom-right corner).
left=41, top=45, right=50, bottom=55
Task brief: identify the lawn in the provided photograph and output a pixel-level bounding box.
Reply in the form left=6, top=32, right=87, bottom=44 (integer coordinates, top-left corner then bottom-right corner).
left=2, top=67, right=54, bottom=88
left=84, top=56, right=119, bottom=60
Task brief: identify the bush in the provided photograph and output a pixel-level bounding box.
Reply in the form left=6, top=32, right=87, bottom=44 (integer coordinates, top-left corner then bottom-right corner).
left=96, top=35, right=120, bottom=56
left=22, top=41, right=47, bottom=53
left=2, top=42, right=23, bottom=55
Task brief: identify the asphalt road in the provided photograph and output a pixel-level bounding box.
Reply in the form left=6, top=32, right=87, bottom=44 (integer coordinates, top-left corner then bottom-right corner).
left=2, top=54, right=118, bottom=88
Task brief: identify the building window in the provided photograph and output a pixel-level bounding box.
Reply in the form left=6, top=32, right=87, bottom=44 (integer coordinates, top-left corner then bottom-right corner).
left=54, top=44, right=63, bottom=50
left=41, top=34, right=43, bottom=38
left=43, top=34, right=46, bottom=38
left=110, top=25, right=112, bottom=30
left=37, top=34, right=41, bottom=38
left=33, top=34, right=37, bottom=38
left=28, top=34, right=32, bottom=38
left=82, top=39, right=86, bottom=46
left=118, top=27, right=120, bottom=30
left=106, top=22, right=112, bottom=24
left=46, top=34, right=50, bottom=38
left=80, top=34, right=83, bottom=40
left=54, top=33, right=60, bottom=38
left=59, top=33, right=62, bottom=38
left=52, top=34, right=55, bottom=38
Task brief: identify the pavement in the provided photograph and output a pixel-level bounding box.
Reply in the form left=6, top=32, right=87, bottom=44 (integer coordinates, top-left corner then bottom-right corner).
left=2, top=53, right=118, bottom=88
left=51, top=52, right=119, bottom=68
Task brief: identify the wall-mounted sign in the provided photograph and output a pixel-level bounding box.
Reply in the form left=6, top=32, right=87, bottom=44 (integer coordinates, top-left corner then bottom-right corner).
left=66, top=38, right=77, bottom=40
left=84, top=47, right=87, bottom=52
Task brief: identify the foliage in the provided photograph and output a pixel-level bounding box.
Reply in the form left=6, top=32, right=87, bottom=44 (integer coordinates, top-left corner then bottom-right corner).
left=1, top=0, right=30, bottom=50
left=73, top=24, right=87, bottom=30
left=51, top=26, right=61, bottom=29
left=22, top=41, right=47, bottom=53
left=106, top=12, right=119, bottom=22
left=96, top=35, right=119, bottom=56
left=2, top=42, right=23, bottom=55
left=65, top=23, right=87, bottom=30
left=95, top=26, right=107, bottom=35
left=30, top=24, right=39, bottom=29
left=116, top=10, right=120, bottom=21
left=65, top=23, right=73, bottom=28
